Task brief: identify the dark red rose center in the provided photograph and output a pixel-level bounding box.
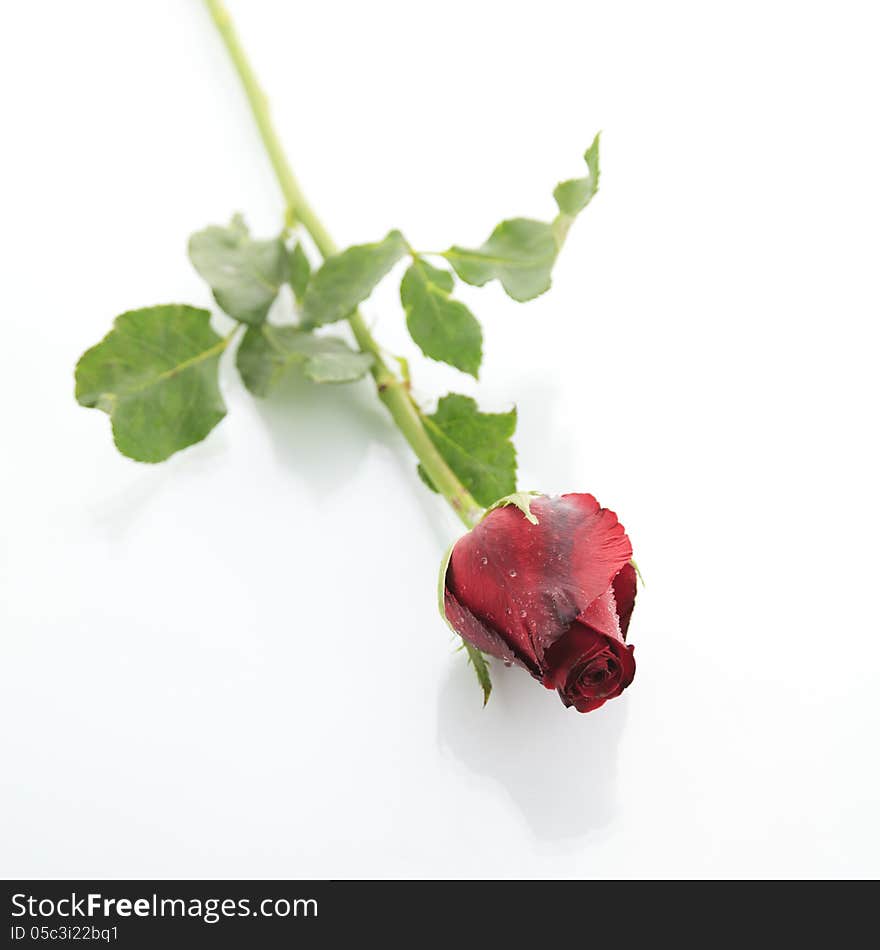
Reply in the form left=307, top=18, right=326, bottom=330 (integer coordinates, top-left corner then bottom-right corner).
left=575, top=652, right=621, bottom=697
left=542, top=617, right=635, bottom=713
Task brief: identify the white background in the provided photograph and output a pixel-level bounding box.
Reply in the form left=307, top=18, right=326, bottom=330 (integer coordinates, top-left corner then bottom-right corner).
left=2, top=0, right=878, bottom=879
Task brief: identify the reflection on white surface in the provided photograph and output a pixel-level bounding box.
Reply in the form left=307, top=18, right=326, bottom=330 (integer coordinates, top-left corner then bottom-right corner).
left=438, top=662, right=627, bottom=840
left=1, top=0, right=879, bottom=880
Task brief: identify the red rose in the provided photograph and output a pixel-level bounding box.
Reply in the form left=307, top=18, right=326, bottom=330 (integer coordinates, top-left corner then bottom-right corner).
left=442, top=493, right=637, bottom=713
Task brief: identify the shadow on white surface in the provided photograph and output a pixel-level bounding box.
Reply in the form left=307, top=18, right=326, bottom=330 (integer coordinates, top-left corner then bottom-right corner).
left=250, top=368, right=461, bottom=550
left=251, top=373, right=388, bottom=496
left=82, top=425, right=233, bottom=540
left=437, top=658, right=628, bottom=841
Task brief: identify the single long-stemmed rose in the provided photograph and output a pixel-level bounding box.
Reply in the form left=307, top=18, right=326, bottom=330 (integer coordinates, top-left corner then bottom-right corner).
left=442, top=494, right=636, bottom=712
left=73, top=0, right=638, bottom=712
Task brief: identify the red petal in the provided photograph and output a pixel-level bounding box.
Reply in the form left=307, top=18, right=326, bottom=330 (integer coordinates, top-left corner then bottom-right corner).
left=543, top=622, right=608, bottom=691
left=446, top=493, right=633, bottom=669
left=443, top=587, right=519, bottom=668
left=576, top=586, right=624, bottom=644
left=611, top=563, right=638, bottom=640
left=544, top=598, right=637, bottom=713
left=571, top=693, right=613, bottom=713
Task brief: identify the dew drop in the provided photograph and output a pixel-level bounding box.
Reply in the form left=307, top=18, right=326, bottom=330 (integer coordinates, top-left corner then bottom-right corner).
left=520, top=609, right=528, bottom=618
left=480, top=556, right=488, bottom=566
left=509, top=569, right=517, bottom=577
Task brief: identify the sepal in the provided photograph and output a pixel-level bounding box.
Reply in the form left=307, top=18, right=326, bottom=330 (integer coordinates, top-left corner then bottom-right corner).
left=482, top=491, right=542, bottom=525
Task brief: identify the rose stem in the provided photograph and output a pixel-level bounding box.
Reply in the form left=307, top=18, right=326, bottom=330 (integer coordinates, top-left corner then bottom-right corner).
left=203, top=0, right=481, bottom=530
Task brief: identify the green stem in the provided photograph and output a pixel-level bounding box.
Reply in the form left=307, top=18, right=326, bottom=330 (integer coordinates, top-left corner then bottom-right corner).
left=203, top=0, right=481, bottom=529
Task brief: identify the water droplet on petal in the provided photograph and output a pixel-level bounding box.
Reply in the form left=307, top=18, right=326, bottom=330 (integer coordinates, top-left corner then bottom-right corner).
left=480, top=556, right=488, bottom=566
left=509, top=569, right=517, bottom=577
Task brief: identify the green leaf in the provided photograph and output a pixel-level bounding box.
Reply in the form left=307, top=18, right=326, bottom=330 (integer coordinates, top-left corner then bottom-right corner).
left=75, top=305, right=227, bottom=463
left=444, top=138, right=601, bottom=301
left=288, top=241, right=311, bottom=303
left=444, top=218, right=558, bottom=302
left=188, top=214, right=287, bottom=326
left=483, top=491, right=541, bottom=525
left=553, top=133, right=601, bottom=216
left=464, top=642, right=492, bottom=706
left=301, top=229, right=407, bottom=327
left=400, top=259, right=482, bottom=377
left=236, top=324, right=373, bottom=396
left=419, top=394, right=516, bottom=507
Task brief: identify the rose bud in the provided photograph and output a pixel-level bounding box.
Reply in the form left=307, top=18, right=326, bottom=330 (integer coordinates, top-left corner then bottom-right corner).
left=441, top=493, right=637, bottom=713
